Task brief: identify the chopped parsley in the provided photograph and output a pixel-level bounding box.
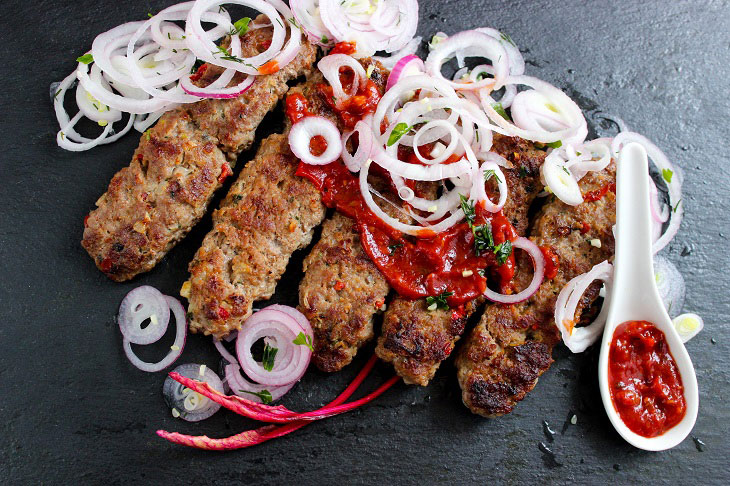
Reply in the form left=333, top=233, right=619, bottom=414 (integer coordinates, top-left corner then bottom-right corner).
left=387, top=122, right=412, bottom=146
left=262, top=343, right=278, bottom=371
left=288, top=17, right=299, bottom=28
left=459, top=194, right=476, bottom=226
left=230, top=17, right=251, bottom=36
left=53, top=88, right=62, bottom=100
left=491, top=102, right=511, bottom=121
left=321, top=35, right=329, bottom=44
left=293, top=332, right=314, bottom=351
left=673, top=199, right=682, bottom=213
left=500, top=32, right=516, bottom=46
left=233, top=194, right=243, bottom=202
left=460, top=194, right=496, bottom=256
left=494, top=240, right=513, bottom=265
left=144, top=129, right=151, bottom=141
left=518, top=166, right=529, bottom=178
left=240, top=389, right=273, bottom=404
left=483, top=169, right=502, bottom=183
left=426, top=291, right=454, bottom=311
left=477, top=268, right=487, bottom=277
left=388, top=242, right=403, bottom=255
left=662, top=168, right=673, bottom=183
left=545, top=140, right=563, bottom=149
left=76, top=53, right=94, bottom=64
left=562, top=165, right=570, bottom=175
left=472, top=224, right=494, bottom=255
left=214, top=45, right=250, bottom=65
left=147, top=12, right=154, bottom=18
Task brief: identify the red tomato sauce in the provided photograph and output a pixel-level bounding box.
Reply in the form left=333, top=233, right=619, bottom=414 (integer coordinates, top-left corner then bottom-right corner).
left=286, top=57, right=520, bottom=306
left=583, top=182, right=616, bottom=202
left=608, top=320, right=686, bottom=438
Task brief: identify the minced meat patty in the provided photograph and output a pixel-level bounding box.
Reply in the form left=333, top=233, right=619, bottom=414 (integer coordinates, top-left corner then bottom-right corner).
left=81, top=20, right=317, bottom=281
left=456, top=164, right=616, bottom=417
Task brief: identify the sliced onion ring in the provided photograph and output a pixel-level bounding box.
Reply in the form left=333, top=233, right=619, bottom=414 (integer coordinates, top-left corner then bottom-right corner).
left=483, top=237, right=545, bottom=304
left=672, top=313, right=704, bottom=343
left=554, top=260, right=613, bottom=353
left=288, top=116, right=343, bottom=165
left=123, top=295, right=187, bottom=372
left=163, top=363, right=223, bottom=422
left=118, top=285, right=170, bottom=345
left=235, top=308, right=312, bottom=387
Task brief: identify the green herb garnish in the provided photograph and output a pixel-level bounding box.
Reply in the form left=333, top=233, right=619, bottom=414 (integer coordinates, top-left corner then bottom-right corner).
left=388, top=243, right=403, bottom=255
left=293, top=332, right=314, bottom=351
left=562, top=165, right=570, bottom=175
left=500, top=32, right=516, bottom=46
left=459, top=194, right=476, bottom=226
left=494, top=240, right=513, bottom=265
left=483, top=169, right=502, bottom=183
left=240, top=389, right=273, bottom=404
left=262, top=343, right=278, bottom=371
left=76, top=53, right=94, bottom=64
left=230, top=17, right=251, bottom=36
left=472, top=224, right=494, bottom=256
left=144, top=129, right=151, bottom=141
left=673, top=199, right=682, bottom=213
left=662, top=168, right=673, bottom=183
left=491, top=102, right=511, bottom=121
left=426, top=291, right=454, bottom=311
left=545, top=140, right=563, bottom=149
left=214, top=45, right=250, bottom=65
left=321, top=35, right=329, bottom=44
left=387, top=122, right=412, bottom=146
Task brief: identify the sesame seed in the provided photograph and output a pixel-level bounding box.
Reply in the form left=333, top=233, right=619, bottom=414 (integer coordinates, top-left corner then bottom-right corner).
left=590, top=238, right=602, bottom=248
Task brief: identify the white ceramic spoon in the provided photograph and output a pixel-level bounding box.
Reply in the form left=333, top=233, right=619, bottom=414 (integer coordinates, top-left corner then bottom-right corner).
left=598, top=142, right=698, bottom=451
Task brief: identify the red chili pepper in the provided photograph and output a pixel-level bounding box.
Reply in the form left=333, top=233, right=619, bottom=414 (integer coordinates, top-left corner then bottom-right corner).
left=218, top=306, right=230, bottom=320
left=218, top=164, right=232, bottom=183
left=189, top=63, right=208, bottom=83
left=334, top=281, right=345, bottom=291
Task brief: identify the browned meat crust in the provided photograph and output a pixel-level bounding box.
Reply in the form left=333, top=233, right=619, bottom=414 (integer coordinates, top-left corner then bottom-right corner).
left=299, top=212, right=389, bottom=372
left=81, top=24, right=317, bottom=281
left=185, top=133, right=325, bottom=337
left=375, top=135, right=547, bottom=385
left=186, top=60, right=389, bottom=338
left=456, top=164, right=617, bottom=417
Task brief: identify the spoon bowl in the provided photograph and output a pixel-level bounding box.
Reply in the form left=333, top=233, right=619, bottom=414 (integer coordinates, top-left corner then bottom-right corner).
left=598, top=142, right=698, bottom=451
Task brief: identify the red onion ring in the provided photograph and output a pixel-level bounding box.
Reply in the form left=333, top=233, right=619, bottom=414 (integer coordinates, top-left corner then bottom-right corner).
left=118, top=285, right=170, bottom=345
left=288, top=116, right=343, bottom=165
left=483, top=237, right=545, bottom=304
left=123, top=295, right=187, bottom=372
left=386, top=55, right=425, bottom=91
left=235, top=308, right=312, bottom=387
left=163, top=363, right=223, bottom=421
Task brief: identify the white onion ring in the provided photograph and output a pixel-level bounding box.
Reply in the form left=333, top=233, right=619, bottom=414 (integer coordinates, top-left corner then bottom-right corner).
left=541, top=150, right=584, bottom=206
left=318, top=54, right=367, bottom=110
left=123, top=295, right=187, bottom=372
left=288, top=116, right=343, bottom=165
left=554, top=260, right=613, bottom=353
left=341, top=120, right=374, bottom=172
left=483, top=237, right=545, bottom=304
left=426, top=30, right=509, bottom=91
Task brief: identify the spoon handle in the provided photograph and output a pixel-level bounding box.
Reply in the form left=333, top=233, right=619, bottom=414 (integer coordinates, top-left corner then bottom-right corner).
left=613, top=143, right=657, bottom=311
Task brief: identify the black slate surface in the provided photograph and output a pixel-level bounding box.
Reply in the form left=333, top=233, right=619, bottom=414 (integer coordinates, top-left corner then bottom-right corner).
left=1, top=0, right=729, bottom=484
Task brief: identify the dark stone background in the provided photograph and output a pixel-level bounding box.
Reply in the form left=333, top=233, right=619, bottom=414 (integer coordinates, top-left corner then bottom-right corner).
left=1, top=0, right=728, bottom=484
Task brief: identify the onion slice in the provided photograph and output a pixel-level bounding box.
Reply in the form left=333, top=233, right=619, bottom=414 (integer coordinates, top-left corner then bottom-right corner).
left=122, top=295, right=187, bottom=372
left=288, top=116, right=343, bottom=165
left=554, top=260, right=613, bottom=353
left=163, top=363, right=224, bottom=422
left=483, top=237, right=545, bottom=304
